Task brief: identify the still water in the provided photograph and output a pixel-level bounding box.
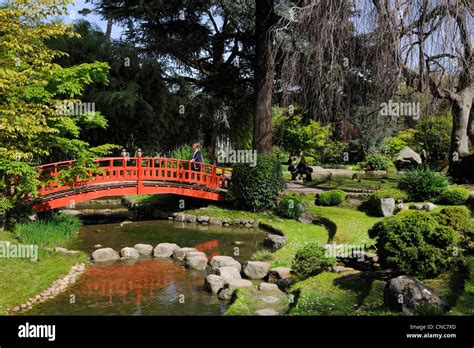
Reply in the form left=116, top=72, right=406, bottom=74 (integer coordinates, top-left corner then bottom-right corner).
left=28, top=220, right=266, bottom=315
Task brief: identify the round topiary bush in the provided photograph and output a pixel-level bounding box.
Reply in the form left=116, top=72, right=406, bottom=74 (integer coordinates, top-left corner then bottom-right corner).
left=292, top=243, right=336, bottom=279
left=438, top=187, right=470, bottom=205
left=229, top=154, right=284, bottom=211
left=367, top=188, right=409, bottom=212
left=366, top=153, right=391, bottom=171
left=277, top=195, right=303, bottom=219
left=398, top=166, right=448, bottom=202
left=368, top=210, right=459, bottom=278
left=315, top=189, right=346, bottom=206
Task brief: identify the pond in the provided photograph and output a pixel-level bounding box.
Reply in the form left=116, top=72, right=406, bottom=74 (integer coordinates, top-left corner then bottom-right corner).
left=27, top=220, right=266, bottom=315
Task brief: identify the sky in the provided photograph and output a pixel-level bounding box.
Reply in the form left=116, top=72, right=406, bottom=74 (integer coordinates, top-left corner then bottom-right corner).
left=64, top=0, right=123, bottom=39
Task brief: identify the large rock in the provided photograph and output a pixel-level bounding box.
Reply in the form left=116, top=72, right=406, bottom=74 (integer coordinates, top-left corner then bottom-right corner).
left=380, top=198, right=396, bottom=217
left=120, top=247, right=140, bottom=259
left=410, top=203, right=438, bottom=212
left=209, top=217, right=222, bottom=226
left=243, top=261, right=270, bottom=279
left=153, top=243, right=180, bottom=258
left=185, top=251, right=206, bottom=259
left=204, top=274, right=225, bottom=294
left=384, top=275, right=447, bottom=315
left=225, top=278, right=253, bottom=292
left=196, top=216, right=210, bottom=223
left=92, top=248, right=120, bottom=262
left=134, top=244, right=153, bottom=256
left=268, top=267, right=292, bottom=283
left=263, top=234, right=288, bottom=251
left=186, top=255, right=208, bottom=270
left=173, top=247, right=198, bottom=261
left=397, top=146, right=422, bottom=164
left=209, top=255, right=242, bottom=272
left=185, top=215, right=197, bottom=223
left=216, top=266, right=242, bottom=281
left=174, top=213, right=186, bottom=222
left=217, top=279, right=253, bottom=301
left=297, top=212, right=314, bottom=224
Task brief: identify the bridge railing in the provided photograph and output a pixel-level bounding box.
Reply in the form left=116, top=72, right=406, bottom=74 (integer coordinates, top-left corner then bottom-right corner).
left=37, top=157, right=230, bottom=196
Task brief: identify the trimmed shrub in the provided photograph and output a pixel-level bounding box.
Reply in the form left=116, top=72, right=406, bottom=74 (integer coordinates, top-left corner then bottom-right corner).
left=398, top=166, right=448, bottom=201
left=436, top=206, right=473, bottom=234
left=230, top=154, right=284, bottom=211
left=438, top=187, right=470, bottom=205
left=292, top=243, right=336, bottom=279
left=368, top=211, right=459, bottom=278
left=315, top=189, right=346, bottom=206
left=367, top=188, right=409, bottom=212
left=366, top=153, right=391, bottom=171
left=277, top=195, right=303, bottom=218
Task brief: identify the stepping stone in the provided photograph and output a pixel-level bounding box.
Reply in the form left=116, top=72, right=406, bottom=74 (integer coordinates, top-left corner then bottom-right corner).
left=258, top=282, right=279, bottom=291
left=261, top=296, right=280, bottom=304
left=256, top=308, right=278, bottom=316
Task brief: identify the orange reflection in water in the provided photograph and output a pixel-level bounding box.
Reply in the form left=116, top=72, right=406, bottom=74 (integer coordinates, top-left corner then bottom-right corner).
left=78, top=259, right=192, bottom=308
left=194, top=239, right=219, bottom=258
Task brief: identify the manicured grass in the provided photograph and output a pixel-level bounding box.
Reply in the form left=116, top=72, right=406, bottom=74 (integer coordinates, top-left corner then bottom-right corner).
left=186, top=204, right=328, bottom=268
left=311, top=176, right=400, bottom=191
left=225, top=286, right=289, bottom=316
left=306, top=197, right=382, bottom=246
left=0, top=231, right=87, bottom=314
left=288, top=272, right=375, bottom=315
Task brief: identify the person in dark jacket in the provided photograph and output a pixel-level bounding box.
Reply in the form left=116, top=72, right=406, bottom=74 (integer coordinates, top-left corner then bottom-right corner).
left=191, top=143, right=204, bottom=171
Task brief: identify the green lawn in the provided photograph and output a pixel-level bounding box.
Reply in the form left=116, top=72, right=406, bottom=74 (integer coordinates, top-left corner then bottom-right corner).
left=224, top=286, right=289, bottom=316
left=0, top=231, right=87, bottom=314
left=450, top=256, right=474, bottom=315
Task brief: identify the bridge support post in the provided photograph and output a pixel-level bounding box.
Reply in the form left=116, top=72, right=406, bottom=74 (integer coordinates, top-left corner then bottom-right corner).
left=137, top=148, right=143, bottom=194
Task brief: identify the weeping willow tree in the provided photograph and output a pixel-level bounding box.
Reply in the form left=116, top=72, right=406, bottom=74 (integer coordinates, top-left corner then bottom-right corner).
left=271, top=0, right=401, bottom=154
left=272, top=0, right=473, bottom=177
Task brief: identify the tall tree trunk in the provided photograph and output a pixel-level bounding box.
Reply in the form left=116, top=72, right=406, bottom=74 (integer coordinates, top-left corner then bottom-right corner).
left=449, top=87, right=473, bottom=170
left=253, top=0, right=274, bottom=154
left=105, top=17, right=113, bottom=41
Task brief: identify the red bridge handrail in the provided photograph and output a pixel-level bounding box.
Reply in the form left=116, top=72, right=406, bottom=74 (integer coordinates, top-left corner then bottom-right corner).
left=37, top=157, right=230, bottom=197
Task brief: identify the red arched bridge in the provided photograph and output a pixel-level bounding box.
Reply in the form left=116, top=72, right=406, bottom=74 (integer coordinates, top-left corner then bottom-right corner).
left=31, top=156, right=230, bottom=212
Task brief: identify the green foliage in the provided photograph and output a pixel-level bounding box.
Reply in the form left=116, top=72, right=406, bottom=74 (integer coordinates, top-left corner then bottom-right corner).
left=0, top=1, right=115, bottom=212
left=436, top=206, right=473, bottom=234
left=277, top=195, right=303, bottom=219
left=438, top=187, right=470, bottom=205
left=272, top=106, right=330, bottom=159
left=292, top=243, right=336, bottom=279
left=15, top=214, right=82, bottom=247
left=250, top=249, right=274, bottom=262
left=367, top=188, right=409, bottom=212
left=323, top=141, right=347, bottom=164
left=382, top=136, right=407, bottom=156
left=315, top=190, right=346, bottom=206
left=365, top=153, right=391, bottom=171
left=414, top=111, right=452, bottom=160
left=369, top=211, right=459, bottom=278
left=398, top=167, right=449, bottom=201
left=230, top=154, right=284, bottom=211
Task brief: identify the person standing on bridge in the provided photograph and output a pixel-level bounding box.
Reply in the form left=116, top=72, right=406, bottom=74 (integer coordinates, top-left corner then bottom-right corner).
left=190, top=143, right=204, bottom=172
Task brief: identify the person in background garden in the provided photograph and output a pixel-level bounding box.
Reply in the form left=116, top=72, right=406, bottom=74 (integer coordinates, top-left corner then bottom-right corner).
left=190, top=143, right=204, bottom=171
left=297, top=152, right=313, bottom=182
left=288, top=154, right=298, bottom=180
